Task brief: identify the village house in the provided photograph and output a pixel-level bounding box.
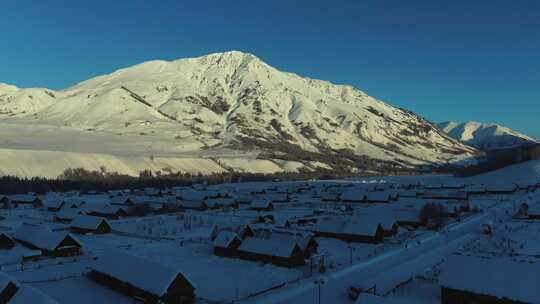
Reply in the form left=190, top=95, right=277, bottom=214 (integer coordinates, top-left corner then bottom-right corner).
left=249, top=199, right=274, bottom=211
left=213, top=231, right=243, bottom=257
left=180, top=200, right=208, bottom=211
left=485, top=183, right=518, bottom=195
left=8, top=195, right=43, bottom=208
left=236, top=237, right=305, bottom=267
left=340, top=188, right=367, bottom=203
left=70, top=215, right=112, bottom=234
left=84, top=204, right=129, bottom=219
left=54, top=207, right=86, bottom=223
left=365, top=192, right=396, bottom=204
left=12, top=225, right=83, bottom=257
left=311, top=217, right=386, bottom=244
left=42, top=197, right=65, bottom=212
left=89, top=251, right=196, bottom=304
left=439, top=254, right=540, bottom=304
left=465, top=184, right=487, bottom=196
left=421, top=190, right=468, bottom=201
left=254, top=228, right=319, bottom=259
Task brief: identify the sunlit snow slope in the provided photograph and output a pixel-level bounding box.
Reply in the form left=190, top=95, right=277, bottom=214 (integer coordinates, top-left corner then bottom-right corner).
left=438, top=121, right=537, bottom=151
left=0, top=51, right=477, bottom=177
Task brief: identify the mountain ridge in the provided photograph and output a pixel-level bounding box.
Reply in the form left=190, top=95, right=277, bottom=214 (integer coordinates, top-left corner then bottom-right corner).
left=438, top=120, right=537, bottom=151
left=0, top=51, right=477, bottom=177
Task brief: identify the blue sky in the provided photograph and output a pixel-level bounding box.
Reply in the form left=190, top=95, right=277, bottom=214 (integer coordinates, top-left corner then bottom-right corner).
left=1, top=0, right=539, bottom=138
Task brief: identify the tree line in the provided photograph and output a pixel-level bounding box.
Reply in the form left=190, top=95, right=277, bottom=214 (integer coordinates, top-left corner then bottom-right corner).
left=0, top=166, right=354, bottom=195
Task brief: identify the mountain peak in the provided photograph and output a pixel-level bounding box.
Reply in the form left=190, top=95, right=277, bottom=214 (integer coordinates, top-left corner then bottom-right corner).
left=438, top=120, right=537, bottom=150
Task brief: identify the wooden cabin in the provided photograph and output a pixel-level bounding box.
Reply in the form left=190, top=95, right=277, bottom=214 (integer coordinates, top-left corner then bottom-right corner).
left=340, top=188, right=367, bottom=203
left=213, top=231, right=242, bottom=257
left=85, top=204, right=128, bottom=220
left=70, top=215, right=112, bottom=234
left=8, top=195, right=43, bottom=208
left=236, top=238, right=305, bottom=267
left=12, top=225, right=82, bottom=257
left=89, top=251, right=195, bottom=304
left=180, top=200, right=208, bottom=211
left=311, top=217, right=385, bottom=244
left=249, top=200, right=274, bottom=211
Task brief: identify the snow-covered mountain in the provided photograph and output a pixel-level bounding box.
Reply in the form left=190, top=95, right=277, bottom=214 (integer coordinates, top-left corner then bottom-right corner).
left=438, top=121, right=537, bottom=151
left=0, top=51, right=477, bottom=177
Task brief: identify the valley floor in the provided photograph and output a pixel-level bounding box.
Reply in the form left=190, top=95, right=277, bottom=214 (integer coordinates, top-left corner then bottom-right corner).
left=0, top=160, right=538, bottom=303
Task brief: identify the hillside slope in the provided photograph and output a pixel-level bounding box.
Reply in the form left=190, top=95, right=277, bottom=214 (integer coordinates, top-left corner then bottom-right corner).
left=0, top=51, right=477, bottom=177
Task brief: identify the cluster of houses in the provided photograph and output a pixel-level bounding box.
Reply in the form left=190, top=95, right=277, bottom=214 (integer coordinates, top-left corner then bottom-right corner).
left=212, top=225, right=318, bottom=267
left=0, top=179, right=538, bottom=303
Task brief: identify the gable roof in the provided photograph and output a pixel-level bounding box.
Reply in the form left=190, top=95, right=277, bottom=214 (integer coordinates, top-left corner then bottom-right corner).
left=12, top=225, right=82, bottom=252
left=55, top=207, right=85, bottom=220
left=213, top=231, right=241, bottom=248
left=439, top=255, right=540, bottom=303
left=340, top=188, right=367, bottom=202
left=314, top=217, right=382, bottom=236
left=92, top=251, right=194, bottom=297
left=238, top=238, right=300, bottom=258
left=71, top=215, right=110, bottom=231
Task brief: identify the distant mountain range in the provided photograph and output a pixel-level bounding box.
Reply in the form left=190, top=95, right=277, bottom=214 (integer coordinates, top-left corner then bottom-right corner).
left=0, top=51, right=477, bottom=177
left=438, top=121, right=537, bottom=151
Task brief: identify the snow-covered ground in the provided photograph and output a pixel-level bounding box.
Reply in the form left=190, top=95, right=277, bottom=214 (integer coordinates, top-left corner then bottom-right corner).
left=0, top=159, right=538, bottom=303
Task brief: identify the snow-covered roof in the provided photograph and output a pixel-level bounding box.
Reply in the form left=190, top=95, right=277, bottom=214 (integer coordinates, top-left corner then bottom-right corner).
left=92, top=251, right=194, bottom=297
left=8, top=194, right=39, bottom=203
left=55, top=207, right=85, bottom=220
left=238, top=238, right=300, bottom=258
left=82, top=203, right=127, bottom=215
left=486, top=183, right=517, bottom=192
left=250, top=199, right=273, bottom=209
left=365, top=192, right=392, bottom=202
left=176, top=189, right=206, bottom=201
left=70, top=215, right=110, bottom=230
left=439, top=255, right=540, bottom=303
left=42, top=197, right=65, bottom=208
left=213, top=231, right=241, bottom=248
left=340, top=188, right=367, bottom=202
left=12, top=225, right=82, bottom=252
left=314, top=217, right=382, bottom=236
